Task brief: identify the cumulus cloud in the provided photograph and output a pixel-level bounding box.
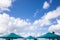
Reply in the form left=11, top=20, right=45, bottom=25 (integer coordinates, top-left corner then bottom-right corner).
left=0, top=13, right=42, bottom=37
left=33, top=7, right=59, bottom=27
left=0, top=13, right=48, bottom=37
left=37, top=6, right=60, bottom=27
left=47, top=7, right=60, bottom=34
left=0, top=13, right=31, bottom=35
left=48, top=19, right=60, bottom=34
left=43, top=1, right=50, bottom=9
left=43, top=7, right=60, bottom=19
left=0, top=0, right=15, bottom=12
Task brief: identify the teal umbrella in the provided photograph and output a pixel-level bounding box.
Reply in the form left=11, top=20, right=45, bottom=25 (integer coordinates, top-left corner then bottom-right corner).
left=26, top=36, right=35, bottom=39
left=0, top=33, right=24, bottom=40
left=26, top=36, right=37, bottom=40
left=37, top=32, right=60, bottom=40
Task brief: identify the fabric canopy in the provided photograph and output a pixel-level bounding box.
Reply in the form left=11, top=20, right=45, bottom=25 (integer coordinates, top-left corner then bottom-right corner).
left=37, top=32, right=60, bottom=39
left=26, top=36, right=35, bottom=39
left=0, top=33, right=24, bottom=39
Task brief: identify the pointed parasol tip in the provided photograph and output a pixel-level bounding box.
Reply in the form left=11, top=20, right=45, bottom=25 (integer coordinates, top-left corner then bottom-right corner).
left=52, top=32, right=55, bottom=34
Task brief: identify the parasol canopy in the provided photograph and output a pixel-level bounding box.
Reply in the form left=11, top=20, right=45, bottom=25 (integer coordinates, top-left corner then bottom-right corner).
left=0, top=33, right=24, bottom=39
left=37, top=32, right=60, bottom=39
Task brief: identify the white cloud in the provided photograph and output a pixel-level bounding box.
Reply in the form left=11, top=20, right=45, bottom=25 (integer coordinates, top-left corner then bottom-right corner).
left=50, top=0, right=52, bottom=3
left=43, top=7, right=60, bottom=19
left=43, top=0, right=53, bottom=9
left=0, top=13, right=31, bottom=35
left=34, top=19, right=50, bottom=26
left=0, top=0, right=15, bottom=12
left=48, top=19, right=60, bottom=34
left=0, top=13, right=48, bottom=37
left=43, top=1, right=50, bottom=9
left=33, top=9, right=39, bottom=18
left=46, top=7, right=60, bottom=34
left=36, top=6, right=60, bottom=27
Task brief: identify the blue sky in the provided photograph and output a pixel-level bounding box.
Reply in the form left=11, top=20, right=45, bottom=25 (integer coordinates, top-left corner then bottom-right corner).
left=0, top=0, right=60, bottom=37
left=8, top=0, right=60, bottom=21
